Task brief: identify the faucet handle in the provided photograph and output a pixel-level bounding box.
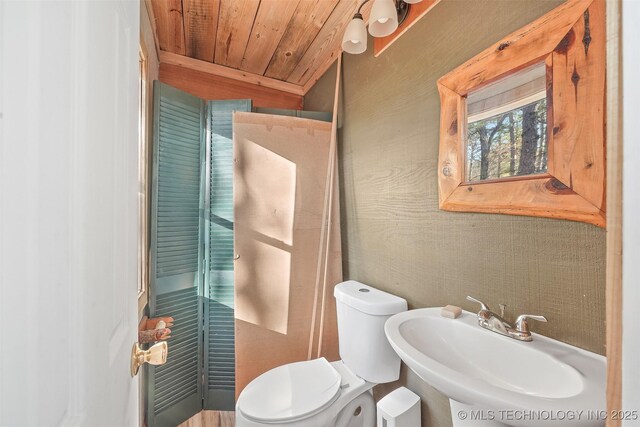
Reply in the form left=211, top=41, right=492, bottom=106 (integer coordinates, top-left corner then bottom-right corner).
left=466, top=295, right=490, bottom=311
left=498, top=304, right=506, bottom=318
left=514, top=314, right=547, bottom=333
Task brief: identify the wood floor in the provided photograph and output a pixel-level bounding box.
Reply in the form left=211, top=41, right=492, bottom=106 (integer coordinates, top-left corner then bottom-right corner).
left=178, top=411, right=235, bottom=427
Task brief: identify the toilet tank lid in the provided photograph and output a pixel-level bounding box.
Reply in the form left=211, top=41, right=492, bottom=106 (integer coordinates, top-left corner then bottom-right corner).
left=334, top=281, right=407, bottom=315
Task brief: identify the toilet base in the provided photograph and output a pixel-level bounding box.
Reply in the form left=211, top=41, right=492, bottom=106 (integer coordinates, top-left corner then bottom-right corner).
left=334, top=391, right=375, bottom=427
left=236, top=390, right=375, bottom=427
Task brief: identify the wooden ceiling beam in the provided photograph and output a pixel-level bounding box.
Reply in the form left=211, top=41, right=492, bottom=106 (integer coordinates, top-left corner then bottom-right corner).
left=160, top=50, right=305, bottom=96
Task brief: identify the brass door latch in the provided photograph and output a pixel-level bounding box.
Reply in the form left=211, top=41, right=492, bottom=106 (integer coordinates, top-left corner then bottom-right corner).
left=131, top=341, right=168, bottom=376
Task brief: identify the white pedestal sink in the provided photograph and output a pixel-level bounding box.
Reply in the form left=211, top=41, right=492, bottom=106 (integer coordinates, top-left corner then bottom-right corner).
left=384, top=308, right=606, bottom=427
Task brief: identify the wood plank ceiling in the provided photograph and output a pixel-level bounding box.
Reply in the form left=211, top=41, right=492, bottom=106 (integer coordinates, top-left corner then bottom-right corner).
left=149, top=0, right=371, bottom=95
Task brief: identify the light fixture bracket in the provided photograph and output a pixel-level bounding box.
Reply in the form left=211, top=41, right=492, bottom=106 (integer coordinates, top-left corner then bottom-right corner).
left=395, top=0, right=411, bottom=27
left=344, top=0, right=415, bottom=54
left=356, top=0, right=411, bottom=25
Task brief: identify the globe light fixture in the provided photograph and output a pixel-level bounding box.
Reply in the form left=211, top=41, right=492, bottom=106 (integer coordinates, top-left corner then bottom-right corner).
left=342, top=0, right=420, bottom=54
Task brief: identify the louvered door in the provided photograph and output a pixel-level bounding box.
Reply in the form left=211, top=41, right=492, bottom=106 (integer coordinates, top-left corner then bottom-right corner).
left=148, top=82, right=205, bottom=427
left=204, top=100, right=252, bottom=410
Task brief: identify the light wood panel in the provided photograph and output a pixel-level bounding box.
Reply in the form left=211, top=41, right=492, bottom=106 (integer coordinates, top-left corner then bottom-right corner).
left=214, top=0, right=260, bottom=68
left=233, top=112, right=341, bottom=396
left=552, top=0, right=605, bottom=209
left=436, top=83, right=462, bottom=207
left=443, top=176, right=605, bottom=226
left=151, top=0, right=186, bottom=55
left=264, top=0, right=339, bottom=81
left=159, top=62, right=303, bottom=109
left=239, top=0, right=300, bottom=75
left=183, top=0, right=220, bottom=61
left=605, top=0, right=622, bottom=424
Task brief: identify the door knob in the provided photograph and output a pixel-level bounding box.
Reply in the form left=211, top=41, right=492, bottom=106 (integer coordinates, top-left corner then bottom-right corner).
left=131, top=341, right=168, bottom=377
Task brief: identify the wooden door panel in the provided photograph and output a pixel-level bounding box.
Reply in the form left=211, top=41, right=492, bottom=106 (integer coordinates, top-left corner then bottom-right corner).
left=233, top=112, right=342, bottom=396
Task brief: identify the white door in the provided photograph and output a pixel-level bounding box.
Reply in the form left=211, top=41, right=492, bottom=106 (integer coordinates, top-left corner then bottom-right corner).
left=0, top=1, right=141, bottom=426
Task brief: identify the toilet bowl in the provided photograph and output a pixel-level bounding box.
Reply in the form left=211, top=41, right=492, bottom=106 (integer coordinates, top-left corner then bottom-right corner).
left=236, top=359, right=375, bottom=427
left=235, top=281, right=408, bottom=427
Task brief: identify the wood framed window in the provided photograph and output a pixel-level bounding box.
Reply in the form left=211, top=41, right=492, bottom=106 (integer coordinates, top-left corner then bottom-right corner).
left=437, top=0, right=605, bottom=227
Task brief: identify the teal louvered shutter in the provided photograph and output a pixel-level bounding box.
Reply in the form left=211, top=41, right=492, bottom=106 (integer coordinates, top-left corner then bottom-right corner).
left=204, top=100, right=251, bottom=410
left=147, top=82, right=205, bottom=427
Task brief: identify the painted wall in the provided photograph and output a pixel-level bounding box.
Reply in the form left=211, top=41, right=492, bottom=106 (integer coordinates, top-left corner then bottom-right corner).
left=622, top=0, right=640, bottom=420
left=305, top=1, right=606, bottom=425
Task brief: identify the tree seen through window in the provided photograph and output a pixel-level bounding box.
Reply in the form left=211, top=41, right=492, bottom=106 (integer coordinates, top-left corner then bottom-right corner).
left=466, top=98, right=548, bottom=182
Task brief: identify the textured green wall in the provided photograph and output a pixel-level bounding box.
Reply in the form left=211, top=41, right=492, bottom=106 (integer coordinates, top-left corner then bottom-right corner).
left=305, top=1, right=606, bottom=425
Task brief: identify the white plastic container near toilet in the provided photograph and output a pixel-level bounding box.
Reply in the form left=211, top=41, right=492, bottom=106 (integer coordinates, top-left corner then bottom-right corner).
left=235, top=280, right=408, bottom=427
left=376, top=387, right=421, bottom=427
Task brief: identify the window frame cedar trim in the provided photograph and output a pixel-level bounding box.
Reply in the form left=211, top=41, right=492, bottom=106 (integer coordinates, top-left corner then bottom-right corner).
left=437, top=0, right=606, bottom=227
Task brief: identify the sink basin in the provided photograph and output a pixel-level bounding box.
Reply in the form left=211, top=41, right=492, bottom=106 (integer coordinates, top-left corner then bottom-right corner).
left=385, top=308, right=606, bottom=426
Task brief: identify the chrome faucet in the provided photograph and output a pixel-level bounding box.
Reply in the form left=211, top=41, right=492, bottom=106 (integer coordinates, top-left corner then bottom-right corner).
left=466, top=296, right=547, bottom=342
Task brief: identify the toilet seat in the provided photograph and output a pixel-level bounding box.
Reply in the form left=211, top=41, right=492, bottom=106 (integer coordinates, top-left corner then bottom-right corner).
left=237, top=358, right=342, bottom=424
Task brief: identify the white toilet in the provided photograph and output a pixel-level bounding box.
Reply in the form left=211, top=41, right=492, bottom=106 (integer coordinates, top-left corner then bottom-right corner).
left=236, top=280, right=408, bottom=427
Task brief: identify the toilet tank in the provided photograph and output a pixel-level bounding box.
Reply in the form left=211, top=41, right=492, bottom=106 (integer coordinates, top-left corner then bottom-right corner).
left=334, top=280, right=407, bottom=384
